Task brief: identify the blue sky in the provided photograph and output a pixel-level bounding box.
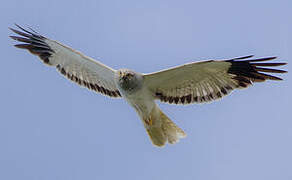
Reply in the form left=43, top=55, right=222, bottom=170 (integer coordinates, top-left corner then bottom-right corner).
left=0, top=0, right=291, bottom=179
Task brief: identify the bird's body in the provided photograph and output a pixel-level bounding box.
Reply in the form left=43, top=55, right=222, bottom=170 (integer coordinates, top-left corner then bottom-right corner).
left=10, top=24, right=287, bottom=147
left=116, top=69, right=154, bottom=122
left=115, top=69, right=186, bottom=145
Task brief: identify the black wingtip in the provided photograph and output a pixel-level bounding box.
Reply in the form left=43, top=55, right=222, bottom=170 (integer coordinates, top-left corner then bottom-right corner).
left=10, top=24, right=53, bottom=65
left=14, top=24, right=33, bottom=35
left=226, top=56, right=287, bottom=87
left=246, top=56, right=277, bottom=62
left=10, top=24, right=44, bottom=39
left=251, top=62, right=287, bottom=67
left=232, top=55, right=254, bottom=60
left=9, top=35, right=17, bottom=40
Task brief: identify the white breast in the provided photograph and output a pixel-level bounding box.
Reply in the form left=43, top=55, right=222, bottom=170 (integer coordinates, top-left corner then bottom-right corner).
left=119, top=82, right=155, bottom=119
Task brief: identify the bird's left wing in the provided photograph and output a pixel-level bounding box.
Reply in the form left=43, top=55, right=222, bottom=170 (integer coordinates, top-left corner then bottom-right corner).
left=10, top=25, right=121, bottom=98
left=144, top=55, right=286, bottom=104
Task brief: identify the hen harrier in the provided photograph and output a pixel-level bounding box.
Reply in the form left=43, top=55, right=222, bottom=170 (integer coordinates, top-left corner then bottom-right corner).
left=10, top=24, right=287, bottom=147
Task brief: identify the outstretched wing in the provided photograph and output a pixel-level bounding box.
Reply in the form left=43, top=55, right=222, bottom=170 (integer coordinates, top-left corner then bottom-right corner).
left=10, top=24, right=121, bottom=98
left=144, top=55, right=286, bottom=104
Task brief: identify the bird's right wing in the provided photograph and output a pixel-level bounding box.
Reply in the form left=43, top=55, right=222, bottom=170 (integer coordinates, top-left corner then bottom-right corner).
left=10, top=24, right=121, bottom=98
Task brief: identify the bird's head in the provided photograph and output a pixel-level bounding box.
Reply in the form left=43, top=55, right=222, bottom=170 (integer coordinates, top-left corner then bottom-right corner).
left=116, top=69, right=143, bottom=93
left=117, top=69, right=136, bottom=83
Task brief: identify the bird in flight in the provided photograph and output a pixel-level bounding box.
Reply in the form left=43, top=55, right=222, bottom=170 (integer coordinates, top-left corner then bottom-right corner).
left=10, top=24, right=287, bottom=147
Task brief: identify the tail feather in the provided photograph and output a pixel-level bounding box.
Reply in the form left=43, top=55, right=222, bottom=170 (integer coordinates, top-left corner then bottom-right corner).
left=161, top=113, right=186, bottom=144
left=146, top=127, right=167, bottom=147
left=144, top=106, right=186, bottom=147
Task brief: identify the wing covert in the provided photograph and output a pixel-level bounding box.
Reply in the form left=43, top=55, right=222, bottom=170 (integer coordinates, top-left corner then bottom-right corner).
left=10, top=24, right=121, bottom=98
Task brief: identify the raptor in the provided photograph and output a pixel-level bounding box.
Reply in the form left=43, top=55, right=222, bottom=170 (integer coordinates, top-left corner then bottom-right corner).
left=10, top=24, right=287, bottom=147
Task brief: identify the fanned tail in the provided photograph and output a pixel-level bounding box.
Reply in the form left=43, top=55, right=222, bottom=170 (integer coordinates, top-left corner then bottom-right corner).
left=144, top=105, right=186, bottom=147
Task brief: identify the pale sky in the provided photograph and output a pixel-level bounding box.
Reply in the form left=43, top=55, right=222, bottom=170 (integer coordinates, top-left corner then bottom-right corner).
left=0, top=0, right=291, bottom=180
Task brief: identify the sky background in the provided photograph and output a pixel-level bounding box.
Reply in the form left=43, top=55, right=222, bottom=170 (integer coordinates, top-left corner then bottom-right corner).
left=0, top=0, right=291, bottom=179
